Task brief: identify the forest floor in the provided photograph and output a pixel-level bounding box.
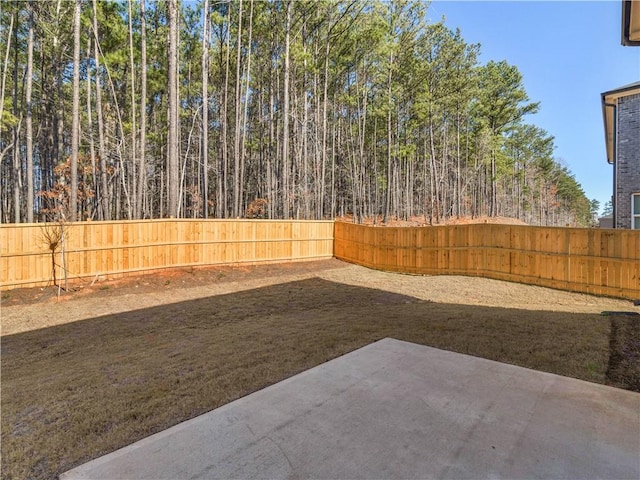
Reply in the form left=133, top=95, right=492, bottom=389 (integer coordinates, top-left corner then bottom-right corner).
left=2, top=258, right=639, bottom=480
left=335, top=214, right=529, bottom=227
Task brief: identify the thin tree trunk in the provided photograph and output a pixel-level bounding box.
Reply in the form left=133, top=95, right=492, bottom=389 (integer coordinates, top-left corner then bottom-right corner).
left=70, top=0, right=81, bottom=221
left=320, top=40, right=330, bottom=220
left=167, top=0, right=180, bottom=217
left=384, top=58, right=392, bottom=223
left=268, top=73, right=275, bottom=217
left=232, top=0, right=243, bottom=217
left=54, top=0, right=63, bottom=209
left=92, top=0, right=109, bottom=220
left=86, top=38, right=97, bottom=220
left=138, top=0, right=147, bottom=218
left=26, top=1, right=34, bottom=222
left=177, top=108, right=198, bottom=217
left=490, top=138, right=497, bottom=217
left=359, top=72, right=367, bottom=222
left=239, top=0, right=253, bottom=217
left=0, top=12, right=14, bottom=223
left=331, top=101, right=337, bottom=217
left=456, top=111, right=461, bottom=217
left=429, top=121, right=438, bottom=223
left=12, top=5, right=19, bottom=223
left=201, top=0, right=209, bottom=218
left=301, top=36, right=309, bottom=219
left=373, top=118, right=379, bottom=222
left=220, top=7, right=231, bottom=217
left=282, top=0, right=292, bottom=219
left=127, top=0, right=137, bottom=218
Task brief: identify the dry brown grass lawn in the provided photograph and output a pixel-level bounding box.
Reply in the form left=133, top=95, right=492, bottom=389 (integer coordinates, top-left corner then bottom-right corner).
left=1, top=260, right=637, bottom=480
left=606, top=313, right=640, bottom=391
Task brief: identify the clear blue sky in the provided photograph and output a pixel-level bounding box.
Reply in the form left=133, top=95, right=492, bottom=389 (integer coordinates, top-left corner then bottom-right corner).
left=428, top=0, right=640, bottom=213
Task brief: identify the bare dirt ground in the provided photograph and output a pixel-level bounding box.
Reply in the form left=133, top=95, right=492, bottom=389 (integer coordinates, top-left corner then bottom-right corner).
left=1, top=258, right=633, bottom=336
left=2, top=259, right=639, bottom=480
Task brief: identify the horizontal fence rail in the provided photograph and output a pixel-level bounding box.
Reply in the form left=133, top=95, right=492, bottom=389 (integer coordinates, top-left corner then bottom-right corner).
left=334, top=222, right=640, bottom=299
left=0, top=219, right=334, bottom=290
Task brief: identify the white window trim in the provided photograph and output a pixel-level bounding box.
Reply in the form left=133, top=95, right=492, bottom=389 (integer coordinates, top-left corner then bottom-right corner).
left=633, top=193, right=640, bottom=230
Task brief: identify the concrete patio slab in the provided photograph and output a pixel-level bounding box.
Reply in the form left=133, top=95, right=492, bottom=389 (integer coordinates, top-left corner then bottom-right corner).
left=61, top=338, right=640, bottom=480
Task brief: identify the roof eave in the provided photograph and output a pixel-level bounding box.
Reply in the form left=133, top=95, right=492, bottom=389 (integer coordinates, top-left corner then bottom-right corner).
left=622, top=0, right=640, bottom=46
left=601, top=83, right=640, bottom=164
left=601, top=97, right=615, bottom=165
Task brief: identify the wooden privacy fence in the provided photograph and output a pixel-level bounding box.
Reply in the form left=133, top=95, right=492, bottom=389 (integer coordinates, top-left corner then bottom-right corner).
left=0, top=219, right=334, bottom=290
left=334, top=222, right=640, bottom=299
left=2, top=219, right=639, bottom=298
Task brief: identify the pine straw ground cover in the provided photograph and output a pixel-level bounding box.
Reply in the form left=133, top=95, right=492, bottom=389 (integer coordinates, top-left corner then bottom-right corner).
left=1, top=263, right=638, bottom=480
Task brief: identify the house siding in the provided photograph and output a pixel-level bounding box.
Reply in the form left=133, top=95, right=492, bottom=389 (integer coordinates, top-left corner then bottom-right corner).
left=615, top=93, right=640, bottom=229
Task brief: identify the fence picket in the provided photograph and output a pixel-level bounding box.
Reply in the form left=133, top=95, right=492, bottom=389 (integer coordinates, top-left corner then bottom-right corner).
left=334, top=222, right=640, bottom=299
left=0, top=219, right=334, bottom=290
left=3, top=220, right=639, bottom=299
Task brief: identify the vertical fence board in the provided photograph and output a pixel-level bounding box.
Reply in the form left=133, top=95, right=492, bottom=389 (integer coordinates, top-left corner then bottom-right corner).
left=4, top=221, right=639, bottom=298
left=1, top=220, right=334, bottom=290
left=334, top=222, right=640, bottom=299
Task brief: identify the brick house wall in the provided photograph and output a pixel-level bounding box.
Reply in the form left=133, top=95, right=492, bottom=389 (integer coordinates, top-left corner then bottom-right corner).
left=615, top=93, right=640, bottom=229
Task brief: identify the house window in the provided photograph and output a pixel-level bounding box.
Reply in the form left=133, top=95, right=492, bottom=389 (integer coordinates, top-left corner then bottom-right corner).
left=634, top=194, right=640, bottom=229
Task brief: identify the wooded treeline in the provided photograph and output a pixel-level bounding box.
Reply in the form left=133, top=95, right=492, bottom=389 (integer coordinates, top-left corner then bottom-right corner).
left=1, top=0, right=596, bottom=225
